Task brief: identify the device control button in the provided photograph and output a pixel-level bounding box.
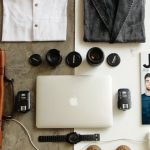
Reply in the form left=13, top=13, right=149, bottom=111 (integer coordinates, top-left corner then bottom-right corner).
left=107, top=53, right=121, bottom=67
left=21, top=106, right=27, bottom=111
left=116, top=145, right=131, bottom=150
left=21, top=93, right=26, bottom=97
left=122, top=104, right=129, bottom=109
left=86, top=145, right=101, bottom=150
left=20, top=97, right=26, bottom=100
left=66, top=51, right=82, bottom=68
left=29, top=54, right=42, bottom=66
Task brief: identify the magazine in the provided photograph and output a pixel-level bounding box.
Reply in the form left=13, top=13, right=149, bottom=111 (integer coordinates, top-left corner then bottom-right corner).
left=141, top=52, right=150, bottom=124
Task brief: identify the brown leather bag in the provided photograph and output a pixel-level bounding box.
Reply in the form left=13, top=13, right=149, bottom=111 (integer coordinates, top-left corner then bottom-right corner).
left=0, top=48, right=5, bottom=148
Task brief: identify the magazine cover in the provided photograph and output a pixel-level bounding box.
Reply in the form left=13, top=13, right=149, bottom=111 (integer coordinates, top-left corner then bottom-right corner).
left=141, top=52, right=150, bottom=124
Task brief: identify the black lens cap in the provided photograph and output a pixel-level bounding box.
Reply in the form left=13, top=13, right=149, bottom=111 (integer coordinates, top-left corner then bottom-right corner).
left=66, top=51, right=82, bottom=68
left=29, top=54, right=42, bottom=66
left=107, top=53, right=121, bottom=67
left=46, top=49, right=62, bottom=67
left=86, top=47, right=104, bottom=66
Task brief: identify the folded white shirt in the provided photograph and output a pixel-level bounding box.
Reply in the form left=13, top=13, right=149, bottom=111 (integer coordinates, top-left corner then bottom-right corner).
left=2, top=0, right=68, bottom=42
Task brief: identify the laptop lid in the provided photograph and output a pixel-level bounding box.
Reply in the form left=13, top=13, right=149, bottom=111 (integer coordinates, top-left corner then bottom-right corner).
left=36, top=75, right=113, bottom=128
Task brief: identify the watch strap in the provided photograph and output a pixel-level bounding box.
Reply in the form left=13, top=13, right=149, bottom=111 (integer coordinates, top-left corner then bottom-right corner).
left=38, top=135, right=67, bottom=142
left=80, top=134, right=100, bottom=141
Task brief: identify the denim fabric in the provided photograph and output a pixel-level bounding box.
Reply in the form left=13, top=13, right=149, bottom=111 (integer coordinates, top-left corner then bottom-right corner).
left=84, top=0, right=146, bottom=43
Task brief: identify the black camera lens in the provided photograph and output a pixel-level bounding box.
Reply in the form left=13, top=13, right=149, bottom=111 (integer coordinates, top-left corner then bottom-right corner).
left=46, top=49, right=62, bottom=67
left=86, top=47, right=104, bottom=66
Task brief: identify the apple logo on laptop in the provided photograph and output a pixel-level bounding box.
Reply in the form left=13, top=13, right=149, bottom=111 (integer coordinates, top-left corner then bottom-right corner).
left=69, top=97, right=79, bottom=106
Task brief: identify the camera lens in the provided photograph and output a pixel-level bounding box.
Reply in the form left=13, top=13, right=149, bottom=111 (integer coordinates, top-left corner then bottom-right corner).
left=87, top=47, right=104, bottom=66
left=46, top=49, right=62, bottom=67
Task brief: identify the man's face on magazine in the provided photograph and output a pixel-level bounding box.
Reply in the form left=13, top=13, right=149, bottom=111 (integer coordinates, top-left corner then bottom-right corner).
left=145, top=77, right=150, bottom=91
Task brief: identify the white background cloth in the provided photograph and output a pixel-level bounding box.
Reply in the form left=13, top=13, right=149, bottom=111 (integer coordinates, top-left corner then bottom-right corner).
left=2, top=0, right=68, bottom=41
left=75, top=0, right=150, bottom=150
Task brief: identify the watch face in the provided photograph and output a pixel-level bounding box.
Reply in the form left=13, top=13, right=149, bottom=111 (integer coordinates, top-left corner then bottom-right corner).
left=67, top=132, right=80, bottom=144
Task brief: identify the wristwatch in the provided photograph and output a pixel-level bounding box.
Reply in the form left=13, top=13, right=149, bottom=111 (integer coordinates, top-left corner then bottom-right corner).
left=38, top=132, right=100, bottom=144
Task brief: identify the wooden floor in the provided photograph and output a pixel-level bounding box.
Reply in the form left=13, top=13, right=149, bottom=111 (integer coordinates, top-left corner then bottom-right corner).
left=0, top=0, right=75, bottom=150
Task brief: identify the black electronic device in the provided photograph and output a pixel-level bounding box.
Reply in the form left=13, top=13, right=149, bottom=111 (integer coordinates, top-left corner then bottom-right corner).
left=46, top=49, right=62, bottom=67
left=86, top=47, right=104, bottom=66
left=118, top=89, right=131, bottom=111
left=15, top=91, right=31, bottom=113
left=66, top=51, right=82, bottom=68
left=29, top=54, right=42, bottom=66
left=38, top=132, right=100, bottom=144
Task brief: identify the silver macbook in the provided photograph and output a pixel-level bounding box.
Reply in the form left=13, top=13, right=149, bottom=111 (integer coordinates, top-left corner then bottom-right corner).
left=36, top=75, right=113, bottom=128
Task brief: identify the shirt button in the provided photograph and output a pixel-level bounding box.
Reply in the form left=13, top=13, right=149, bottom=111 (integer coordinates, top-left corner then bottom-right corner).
left=34, top=24, right=38, bottom=27
left=35, top=3, right=38, bottom=7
